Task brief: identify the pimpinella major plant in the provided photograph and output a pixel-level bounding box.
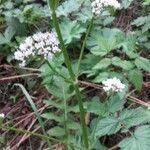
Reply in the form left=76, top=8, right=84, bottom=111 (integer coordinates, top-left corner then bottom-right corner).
left=1, top=0, right=150, bottom=150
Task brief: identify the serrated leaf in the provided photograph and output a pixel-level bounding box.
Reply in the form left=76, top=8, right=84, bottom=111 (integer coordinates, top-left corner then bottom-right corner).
left=135, top=57, right=150, bottom=72
left=120, top=107, right=150, bottom=128
left=56, top=0, right=82, bottom=17
left=48, top=127, right=65, bottom=137
left=128, top=69, right=143, bottom=91
left=93, top=58, right=111, bottom=70
left=93, top=72, right=109, bottom=83
left=4, top=26, right=15, bottom=41
left=112, top=57, right=134, bottom=70
left=121, top=0, right=134, bottom=9
left=0, top=33, right=7, bottom=45
left=103, top=16, right=115, bottom=26
left=60, top=18, right=86, bottom=44
left=106, top=94, right=125, bottom=113
left=87, top=97, right=106, bottom=115
left=132, top=16, right=148, bottom=26
left=121, top=33, right=138, bottom=58
left=87, top=28, right=123, bottom=56
left=119, top=125, right=150, bottom=150
left=95, top=116, right=121, bottom=137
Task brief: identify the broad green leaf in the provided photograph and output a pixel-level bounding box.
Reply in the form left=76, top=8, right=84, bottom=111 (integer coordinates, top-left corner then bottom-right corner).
left=93, top=58, right=111, bottom=70
left=112, top=57, right=134, bottom=70
left=135, top=57, right=150, bottom=72
left=80, top=54, right=100, bottom=75
left=106, top=94, right=125, bottom=113
left=0, top=33, right=7, bottom=44
left=60, top=18, right=86, bottom=44
left=120, top=107, right=150, bottom=128
left=56, top=0, right=82, bottom=17
left=132, top=16, right=148, bottom=26
left=87, top=28, right=123, bottom=56
left=128, top=69, right=143, bottom=91
left=95, top=116, right=121, bottom=137
left=93, top=72, right=109, bottom=83
left=87, top=97, right=106, bottom=115
left=48, top=127, right=65, bottom=137
left=121, top=33, right=138, bottom=58
left=4, top=26, right=15, bottom=41
left=6, top=17, right=27, bottom=36
left=103, top=16, right=115, bottom=26
left=132, top=15, right=150, bottom=33
left=121, top=0, right=134, bottom=9
left=119, top=125, right=150, bottom=150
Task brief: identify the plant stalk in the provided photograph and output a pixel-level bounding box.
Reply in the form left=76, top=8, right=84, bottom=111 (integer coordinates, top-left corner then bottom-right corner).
left=77, top=17, right=94, bottom=76
left=47, top=2, right=89, bottom=148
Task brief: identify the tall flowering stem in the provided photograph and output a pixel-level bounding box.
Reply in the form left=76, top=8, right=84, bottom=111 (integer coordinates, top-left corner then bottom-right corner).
left=77, top=17, right=94, bottom=77
left=47, top=0, right=89, bottom=148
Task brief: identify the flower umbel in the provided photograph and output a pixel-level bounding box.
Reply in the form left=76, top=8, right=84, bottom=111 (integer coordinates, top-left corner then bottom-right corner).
left=0, top=113, right=5, bottom=118
left=102, top=77, right=125, bottom=92
left=91, top=0, right=121, bottom=15
left=14, top=32, right=60, bottom=66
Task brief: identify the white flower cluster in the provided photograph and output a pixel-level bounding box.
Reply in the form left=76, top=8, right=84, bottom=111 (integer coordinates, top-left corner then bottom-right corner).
left=91, top=0, right=121, bottom=15
left=102, top=77, right=125, bottom=92
left=14, top=32, right=60, bottom=66
left=0, top=113, right=5, bottom=118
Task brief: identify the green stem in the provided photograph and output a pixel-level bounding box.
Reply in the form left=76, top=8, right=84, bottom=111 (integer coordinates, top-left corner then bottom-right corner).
left=77, top=17, right=94, bottom=77
left=47, top=2, right=89, bottom=148
left=51, top=11, right=75, bottom=81
left=73, top=82, right=89, bottom=148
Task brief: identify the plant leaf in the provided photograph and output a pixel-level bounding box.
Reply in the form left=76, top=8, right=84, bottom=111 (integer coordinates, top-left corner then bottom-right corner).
left=60, top=18, right=86, bottom=44
left=87, top=97, right=106, bottom=115
left=48, top=127, right=65, bottom=137
left=112, top=57, right=134, bottom=70
left=87, top=28, right=123, bottom=56
left=93, top=58, right=111, bottom=70
left=120, top=107, right=150, bottom=128
left=119, top=125, right=150, bottom=150
left=106, top=94, right=125, bottom=113
left=128, top=69, right=143, bottom=91
left=95, top=116, right=121, bottom=137
left=135, top=57, right=150, bottom=72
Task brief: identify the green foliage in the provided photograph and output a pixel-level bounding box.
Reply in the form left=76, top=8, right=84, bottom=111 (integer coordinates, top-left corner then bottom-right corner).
left=94, top=107, right=150, bottom=138
left=135, top=57, right=150, bottom=72
left=128, top=69, right=143, bottom=91
left=121, top=0, right=134, bottom=9
left=1, top=0, right=150, bottom=149
left=60, top=18, right=86, bottom=44
left=119, top=125, right=150, bottom=150
left=0, top=26, right=15, bottom=44
left=112, top=57, right=134, bottom=70
left=132, top=15, right=150, bottom=33
left=87, top=28, right=122, bottom=56
left=95, top=116, right=121, bottom=137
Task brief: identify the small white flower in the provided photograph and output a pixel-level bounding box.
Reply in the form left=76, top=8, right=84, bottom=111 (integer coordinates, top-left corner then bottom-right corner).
left=91, top=0, right=121, bottom=16
left=14, top=31, right=60, bottom=66
left=0, top=113, right=5, bottom=118
left=102, top=77, right=125, bottom=92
